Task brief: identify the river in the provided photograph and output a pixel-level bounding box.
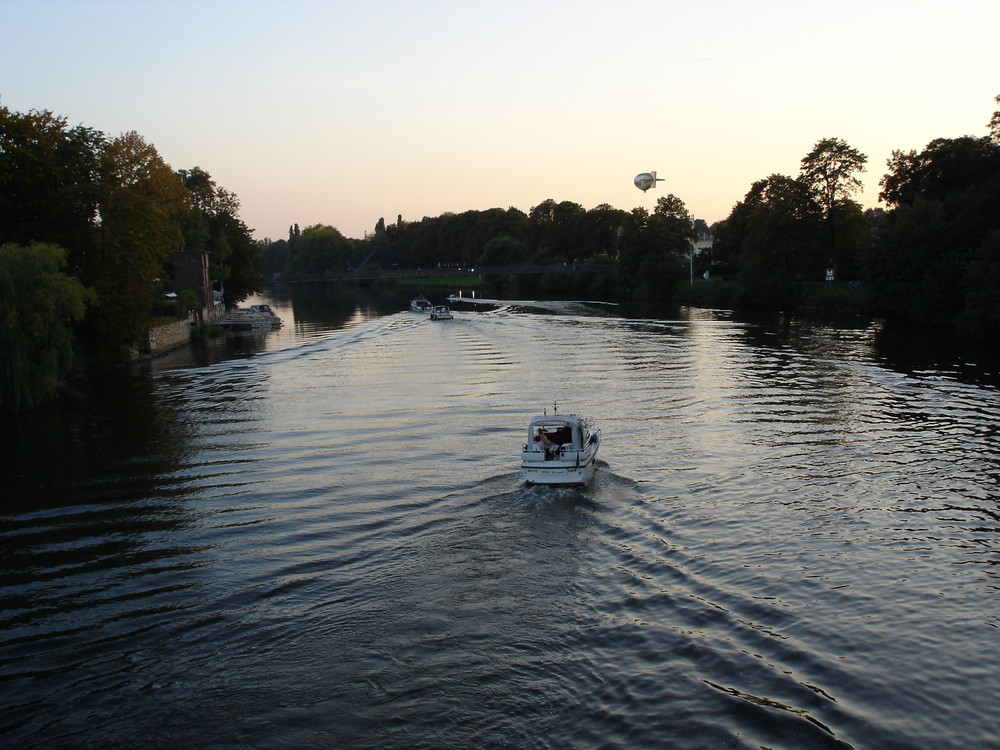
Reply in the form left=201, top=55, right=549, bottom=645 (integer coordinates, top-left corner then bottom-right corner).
left=1, top=285, right=998, bottom=749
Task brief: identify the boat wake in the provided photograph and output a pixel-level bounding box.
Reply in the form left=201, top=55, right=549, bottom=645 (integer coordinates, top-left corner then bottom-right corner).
left=450, top=296, right=618, bottom=317
left=449, top=462, right=637, bottom=513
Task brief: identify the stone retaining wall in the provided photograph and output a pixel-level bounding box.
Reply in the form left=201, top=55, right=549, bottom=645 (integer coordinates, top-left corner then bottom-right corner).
left=145, top=319, right=192, bottom=354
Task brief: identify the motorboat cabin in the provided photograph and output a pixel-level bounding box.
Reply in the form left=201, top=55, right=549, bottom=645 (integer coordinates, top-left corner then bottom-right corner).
left=521, top=413, right=600, bottom=486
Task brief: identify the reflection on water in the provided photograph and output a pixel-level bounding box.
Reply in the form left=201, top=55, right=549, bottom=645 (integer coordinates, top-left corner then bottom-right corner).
left=1, top=287, right=998, bottom=749
left=145, top=284, right=408, bottom=372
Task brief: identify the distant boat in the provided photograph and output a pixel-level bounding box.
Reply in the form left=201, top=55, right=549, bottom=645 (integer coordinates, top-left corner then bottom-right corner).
left=430, top=305, right=453, bottom=320
left=521, top=411, right=600, bottom=486
left=410, top=296, right=432, bottom=312
left=220, top=307, right=282, bottom=332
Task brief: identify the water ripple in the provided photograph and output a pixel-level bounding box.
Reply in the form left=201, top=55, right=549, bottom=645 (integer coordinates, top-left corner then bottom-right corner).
left=2, top=302, right=999, bottom=748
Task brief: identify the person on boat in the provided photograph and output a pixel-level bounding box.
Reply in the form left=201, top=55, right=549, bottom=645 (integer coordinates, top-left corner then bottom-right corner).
left=534, top=429, right=557, bottom=459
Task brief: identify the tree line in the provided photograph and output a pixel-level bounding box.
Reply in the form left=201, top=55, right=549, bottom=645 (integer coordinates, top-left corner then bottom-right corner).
left=712, top=98, right=1000, bottom=340
left=263, top=94, right=999, bottom=343
left=1, top=104, right=262, bottom=411
left=262, top=197, right=710, bottom=300
left=3, top=95, right=998, bottom=410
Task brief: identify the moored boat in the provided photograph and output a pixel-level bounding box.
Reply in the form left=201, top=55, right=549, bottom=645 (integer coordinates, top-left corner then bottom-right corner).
left=249, top=304, right=282, bottom=323
left=521, top=411, right=600, bottom=486
left=220, top=305, right=282, bottom=332
left=410, top=296, right=433, bottom=312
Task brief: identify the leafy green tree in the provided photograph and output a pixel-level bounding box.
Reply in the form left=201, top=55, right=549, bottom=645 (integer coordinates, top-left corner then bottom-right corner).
left=216, top=214, right=263, bottom=305
left=880, top=136, right=1000, bottom=208
left=988, top=93, right=1000, bottom=142
left=709, top=215, right=745, bottom=278
left=728, top=175, right=824, bottom=306
left=583, top=203, right=627, bottom=258
left=0, top=105, right=105, bottom=278
left=870, top=133, right=1000, bottom=333
left=179, top=166, right=240, bottom=217
left=800, top=137, right=867, bottom=216
left=355, top=207, right=530, bottom=270
left=617, top=194, right=694, bottom=299
left=652, top=194, right=692, bottom=223
left=288, top=223, right=301, bottom=261
left=473, top=208, right=529, bottom=261
left=827, top=199, right=869, bottom=280
left=866, top=196, right=963, bottom=322
left=1, top=104, right=264, bottom=367
left=87, top=131, right=189, bottom=361
left=176, top=167, right=262, bottom=305
left=528, top=199, right=587, bottom=261
left=961, top=230, right=1000, bottom=338
left=615, top=207, right=648, bottom=291
left=478, top=234, right=528, bottom=266
left=0, top=243, right=95, bottom=411
left=262, top=238, right=290, bottom=277
left=176, top=289, right=200, bottom=314
left=174, top=204, right=210, bottom=253
left=800, top=137, right=867, bottom=273
left=287, top=224, right=354, bottom=274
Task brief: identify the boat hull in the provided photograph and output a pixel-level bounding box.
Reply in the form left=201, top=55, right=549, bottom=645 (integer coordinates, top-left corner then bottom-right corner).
left=220, top=311, right=280, bottom=332
left=521, top=463, right=596, bottom=486
left=521, top=446, right=599, bottom=486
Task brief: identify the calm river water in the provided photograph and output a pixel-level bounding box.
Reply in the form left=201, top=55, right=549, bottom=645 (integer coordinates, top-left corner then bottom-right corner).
left=2, top=285, right=999, bottom=749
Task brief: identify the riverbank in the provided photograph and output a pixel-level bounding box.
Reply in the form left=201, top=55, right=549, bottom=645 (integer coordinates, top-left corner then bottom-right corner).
left=675, top=278, right=874, bottom=314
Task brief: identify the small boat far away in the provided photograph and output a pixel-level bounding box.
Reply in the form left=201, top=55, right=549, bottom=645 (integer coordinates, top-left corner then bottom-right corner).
left=410, top=296, right=433, bottom=312
left=430, top=305, right=453, bottom=320
left=521, top=411, right=600, bottom=486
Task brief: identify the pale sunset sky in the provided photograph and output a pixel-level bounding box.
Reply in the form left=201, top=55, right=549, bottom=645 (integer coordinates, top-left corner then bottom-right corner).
left=2, top=0, right=997, bottom=241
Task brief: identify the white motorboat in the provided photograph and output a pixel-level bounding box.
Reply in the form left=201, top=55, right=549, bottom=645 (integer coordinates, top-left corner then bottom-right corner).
left=521, top=412, right=601, bottom=486
left=430, top=305, right=453, bottom=320
left=410, top=296, right=433, bottom=312
left=248, top=304, right=282, bottom=324
left=220, top=306, right=282, bottom=332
